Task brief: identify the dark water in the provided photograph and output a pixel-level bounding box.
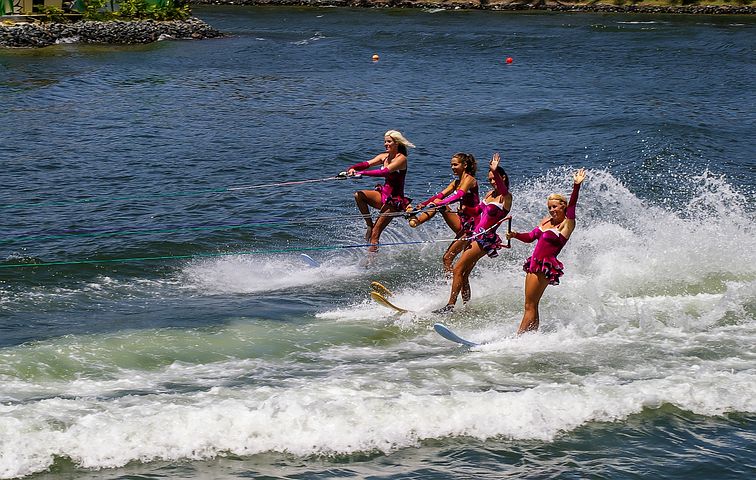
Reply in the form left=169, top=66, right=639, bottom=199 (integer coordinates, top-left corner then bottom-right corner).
left=0, top=7, right=754, bottom=479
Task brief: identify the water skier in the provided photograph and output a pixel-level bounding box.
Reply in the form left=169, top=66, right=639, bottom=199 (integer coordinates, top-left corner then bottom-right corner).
left=507, top=168, right=586, bottom=334
left=408, top=152, right=480, bottom=280
left=435, top=152, right=512, bottom=313
left=346, top=130, right=415, bottom=252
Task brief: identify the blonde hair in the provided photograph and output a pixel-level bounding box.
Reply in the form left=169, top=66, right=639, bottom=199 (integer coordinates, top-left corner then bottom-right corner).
left=547, top=193, right=567, bottom=205
left=385, top=130, right=416, bottom=155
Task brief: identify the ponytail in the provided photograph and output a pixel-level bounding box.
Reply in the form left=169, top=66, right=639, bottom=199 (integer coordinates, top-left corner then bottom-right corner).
left=453, top=152, right=477, bottom=175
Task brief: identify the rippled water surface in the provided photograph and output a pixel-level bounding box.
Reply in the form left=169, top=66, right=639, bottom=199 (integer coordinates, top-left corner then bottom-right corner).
left=0, top=7, right=754, bottom=479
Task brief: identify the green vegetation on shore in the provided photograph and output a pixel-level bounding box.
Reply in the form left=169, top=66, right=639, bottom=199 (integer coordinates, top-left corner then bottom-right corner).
left=28, top=0, right=191, bottom=22
left=80, top=0, right=189, bottom=20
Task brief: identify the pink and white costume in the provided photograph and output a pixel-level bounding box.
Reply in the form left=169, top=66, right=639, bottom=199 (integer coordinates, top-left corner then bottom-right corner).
left=469, top=170, right=510, bottom=258
left=513, top=182, right=581, bottom=285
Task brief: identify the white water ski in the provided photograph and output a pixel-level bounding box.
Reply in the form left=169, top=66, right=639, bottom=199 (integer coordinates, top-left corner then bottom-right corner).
left=300, top=253, right=319, bottom=268
left=433, top=323, right=479, bottom=347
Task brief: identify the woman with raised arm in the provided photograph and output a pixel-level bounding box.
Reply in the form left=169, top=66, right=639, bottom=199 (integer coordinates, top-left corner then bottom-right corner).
left=506, top=168, right=586, bottom=334
left=435, top=152, right=512, bottom=314
left=407, top=152, right=480, bottom=279
left=346, top=130, right=415, bottom=252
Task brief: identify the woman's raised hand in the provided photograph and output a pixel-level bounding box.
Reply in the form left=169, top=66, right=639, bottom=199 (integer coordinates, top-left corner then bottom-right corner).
left=490, top=152, right=501, bottom=171
left=574, top=168, right=586, bottom=185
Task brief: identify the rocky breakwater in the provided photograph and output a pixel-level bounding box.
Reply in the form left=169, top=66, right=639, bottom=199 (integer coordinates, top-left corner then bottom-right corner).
left=0, top=17, right=223, bottom=48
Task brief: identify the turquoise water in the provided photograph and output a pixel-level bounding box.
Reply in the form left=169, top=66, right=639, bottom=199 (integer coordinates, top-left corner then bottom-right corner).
left=1, top=7, right=754, bottom=479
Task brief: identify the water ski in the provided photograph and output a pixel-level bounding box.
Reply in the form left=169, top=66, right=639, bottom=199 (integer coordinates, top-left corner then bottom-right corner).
left=370, top=281, right=393, bottom=297
left=370, top=291, right=409, bottom=313
left=433, top=323, right=479, bottom=347
left=300, top=254, right=319, bottom=268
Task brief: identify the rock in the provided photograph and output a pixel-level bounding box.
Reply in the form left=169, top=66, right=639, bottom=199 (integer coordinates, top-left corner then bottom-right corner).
left=0, top=17, right=224, bottom=48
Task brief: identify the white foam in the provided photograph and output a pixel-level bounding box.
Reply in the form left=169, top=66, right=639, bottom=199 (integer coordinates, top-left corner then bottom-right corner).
left=2, top=168, right=755, bottom=478
left=54, top=36, right=80, bottom=45
left=180, top=254, right=363, bottom=294
left=292, top=32, right=326, bottom=46
left=1, top=365, right=753, bottom=479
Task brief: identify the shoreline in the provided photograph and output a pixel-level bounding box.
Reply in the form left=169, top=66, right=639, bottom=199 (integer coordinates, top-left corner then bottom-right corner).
left=2, top=2, right=752, bottom=48
left=191, top=0, right=756, bottom=15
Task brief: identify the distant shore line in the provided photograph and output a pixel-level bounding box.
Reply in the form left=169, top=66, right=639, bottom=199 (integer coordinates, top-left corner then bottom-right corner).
left=191, top=0, right=756, bottom=15
left=2, top=2, right=752, bottom=48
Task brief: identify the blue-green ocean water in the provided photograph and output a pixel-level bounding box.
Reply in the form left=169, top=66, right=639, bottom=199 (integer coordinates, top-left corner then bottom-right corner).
left=1, top=6, right=755, bottom=479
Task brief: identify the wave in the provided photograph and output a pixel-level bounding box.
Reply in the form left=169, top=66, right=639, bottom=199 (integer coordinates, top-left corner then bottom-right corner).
left=179, top=253, right=364, bottom=294
left=1, top=168, right=754, bottom=478
left=1, top=347, right=753, bottom=478
left=2, top=167, right=752, bottom=313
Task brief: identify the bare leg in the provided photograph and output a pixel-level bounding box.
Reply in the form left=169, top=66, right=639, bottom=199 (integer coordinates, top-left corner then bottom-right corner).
left=443, top=239, right=469, bottom=277
left=354, top=190, right=382, bottom=241
left=445, top=243, right=486, bottom=307
left=518, top=272, right=550, bottom=334
left=441, top=209, right=461, bottom=233
left=439, top=209, right=466, bottom=275
left=368, top=205, right=397, bottom=252
left=409, top=208, right=437, bottom=228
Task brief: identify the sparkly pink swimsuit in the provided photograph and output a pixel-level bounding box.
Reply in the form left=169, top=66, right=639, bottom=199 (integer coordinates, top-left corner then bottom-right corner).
left=350, top=159, right=411, bottom=210
left=470, top=170, right=510, bottom=257
left=514, top=182, right=580, bottom=285
left=516, top=227, right=568, bottom=284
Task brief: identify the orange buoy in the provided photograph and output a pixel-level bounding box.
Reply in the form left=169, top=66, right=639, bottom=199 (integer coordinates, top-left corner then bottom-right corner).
left=372, top=54, right=380, bottom=62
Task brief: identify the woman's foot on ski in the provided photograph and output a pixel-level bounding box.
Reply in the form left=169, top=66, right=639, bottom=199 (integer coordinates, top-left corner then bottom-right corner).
left=433, top=304, right=454, bottom=314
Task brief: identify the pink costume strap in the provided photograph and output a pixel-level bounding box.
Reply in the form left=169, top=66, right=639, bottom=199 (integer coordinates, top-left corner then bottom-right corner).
left=434, top=189, right=465, bottom=207
left=492, top=170, right=508, bottom=197
left=565, top=182, right=581, bottom=220
left=349, top=161, right=370, bottom=171
left=419, top=192, right=444, bottom=208
left=514, top=227, right=540, bottom=243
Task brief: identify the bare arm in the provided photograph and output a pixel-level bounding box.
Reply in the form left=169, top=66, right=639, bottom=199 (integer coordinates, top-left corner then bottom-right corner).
left=383, top=153, right=407, bottom=172
left=457, top=173, right=477, bottom=195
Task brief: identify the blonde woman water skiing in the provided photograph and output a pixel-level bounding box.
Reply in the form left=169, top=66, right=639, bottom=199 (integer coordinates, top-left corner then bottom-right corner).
left=345, top=130, right=415, bottom=252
